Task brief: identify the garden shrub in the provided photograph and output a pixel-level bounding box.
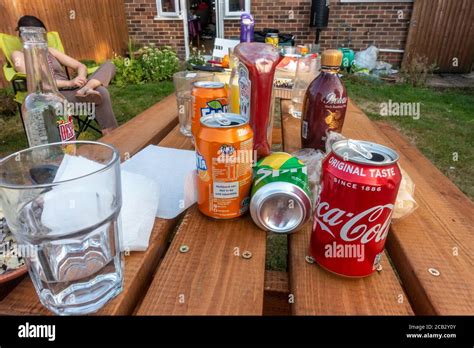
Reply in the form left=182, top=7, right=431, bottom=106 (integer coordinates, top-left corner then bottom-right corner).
left=112, top=43, right=179, bottom=87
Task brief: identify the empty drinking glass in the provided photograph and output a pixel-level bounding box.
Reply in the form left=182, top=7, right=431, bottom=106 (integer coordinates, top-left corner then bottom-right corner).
left=173, top=71, right=214, bottom=137
left=0, top=141, right=123, bottom=315
left=290, top=54, right=320, bottom=119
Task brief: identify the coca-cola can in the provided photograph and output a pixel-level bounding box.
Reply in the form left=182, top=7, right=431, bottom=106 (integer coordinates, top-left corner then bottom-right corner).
left=310, top=139, right=402, bottom=277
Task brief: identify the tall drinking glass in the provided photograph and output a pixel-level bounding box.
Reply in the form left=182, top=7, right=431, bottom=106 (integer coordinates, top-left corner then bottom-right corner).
left=0, top=141, right=123, bottom=315
left=290, top=55, right=320, bottom=119
left=173, top=71, right=214, bottom=137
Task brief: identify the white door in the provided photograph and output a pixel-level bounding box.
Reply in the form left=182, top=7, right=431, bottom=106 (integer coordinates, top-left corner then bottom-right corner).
left=215, top=0, right=225, bottom=39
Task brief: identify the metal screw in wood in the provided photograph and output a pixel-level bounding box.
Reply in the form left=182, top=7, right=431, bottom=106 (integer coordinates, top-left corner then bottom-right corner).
left=428, top=268, right=440, bottom=277
left=376, top=264, right=383, bottom=272
left=242, top=251, right=252, bottom=259
left=179, top=245, right=190, bottom=253
left=305, top=255, right=315, bottom=264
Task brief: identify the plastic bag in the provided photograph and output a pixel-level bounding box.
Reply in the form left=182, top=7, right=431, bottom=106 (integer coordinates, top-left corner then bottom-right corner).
left=354, top=45, right=379, bottom=71
left=392, top=168, right=418, bottom=220
left=292, top=148, right=325, bottom=207
left=293, top=131, right=418, bottom=220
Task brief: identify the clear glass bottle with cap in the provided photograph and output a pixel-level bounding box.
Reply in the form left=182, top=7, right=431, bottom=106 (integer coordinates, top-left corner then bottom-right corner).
left=20, top=26, right=75, bottom=147
left=301, top=49, right=347, bottom=151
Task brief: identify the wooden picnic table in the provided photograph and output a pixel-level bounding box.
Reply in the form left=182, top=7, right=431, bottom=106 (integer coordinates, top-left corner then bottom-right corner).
left=0, top=91, right=472, bottom=316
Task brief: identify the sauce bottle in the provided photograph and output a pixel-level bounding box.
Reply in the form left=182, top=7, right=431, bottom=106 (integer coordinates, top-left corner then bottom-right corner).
left=234, top=43, right=280, bottom=158
left=301, top=49, right=348, bottom=151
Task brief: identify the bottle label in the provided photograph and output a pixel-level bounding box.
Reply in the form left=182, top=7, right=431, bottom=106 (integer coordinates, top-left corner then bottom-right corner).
left=238, top=63, right=251, bottom=121
left=302, top=121, right=308, bottom=139
left=58, top=115, right=75, bottom=141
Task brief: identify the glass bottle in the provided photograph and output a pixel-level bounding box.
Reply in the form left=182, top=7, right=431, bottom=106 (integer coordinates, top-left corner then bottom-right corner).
left=290, top=53, right=320, bottom=119
left=20, top=27, right=75, bottom=147
left=228, top=49, right=240, bottom=114
left=301, top=49, right=347, bottom=151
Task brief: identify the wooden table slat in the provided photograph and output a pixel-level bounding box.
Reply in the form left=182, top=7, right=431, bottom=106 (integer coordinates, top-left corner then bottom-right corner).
left=137, top=127, right=267, bottom=315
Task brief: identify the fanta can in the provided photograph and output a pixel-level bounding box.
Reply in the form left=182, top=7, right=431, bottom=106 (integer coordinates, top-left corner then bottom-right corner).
left=195, top=113, right=254, bottom=219
left=191, top=81, right=228, bottom=137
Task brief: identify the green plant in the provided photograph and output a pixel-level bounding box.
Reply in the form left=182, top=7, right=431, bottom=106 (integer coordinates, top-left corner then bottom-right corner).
left=137, top=44, right=180, bottom=82
left=112, top=40, right=143, bottom=87
left=112, top=40, right=179, bottom=87
left=80, top=59, right=97, bottom=68
left=401, top=54, right=438, bottom=87
left=185, top=46, right=207, bottom=69
left=0, top=88, right=17, bottom=118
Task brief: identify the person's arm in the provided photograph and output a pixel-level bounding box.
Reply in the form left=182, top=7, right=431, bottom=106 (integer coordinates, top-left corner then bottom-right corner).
left=11, top=50, right=26, bottom=73
left=11, top=49, right=81, bottom=89
left=48, top=47, right=88, bottom=88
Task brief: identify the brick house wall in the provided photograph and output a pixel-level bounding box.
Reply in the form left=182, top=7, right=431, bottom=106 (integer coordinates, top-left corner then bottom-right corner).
left=124, top=0, right=186, bottom=58
left=125, top=0, right=413, bottom=67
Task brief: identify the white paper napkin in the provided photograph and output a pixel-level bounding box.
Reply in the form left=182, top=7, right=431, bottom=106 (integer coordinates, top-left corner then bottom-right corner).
left=40, top=154, right=160, bottom=251
left=119, top=170, right=159, bottom=251
left=121, top=145, right=197, bottom=219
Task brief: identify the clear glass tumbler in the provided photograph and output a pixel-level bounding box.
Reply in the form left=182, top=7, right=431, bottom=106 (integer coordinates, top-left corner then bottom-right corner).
left=0, top=141, right=123, bottom=315
left=290, top=55, right=320, bottom=119
left=173, top=71, right=214, bottom=137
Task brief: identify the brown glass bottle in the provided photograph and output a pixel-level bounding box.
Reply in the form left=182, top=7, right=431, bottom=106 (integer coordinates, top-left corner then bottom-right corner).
left=301, top=49, right=348, bottom=151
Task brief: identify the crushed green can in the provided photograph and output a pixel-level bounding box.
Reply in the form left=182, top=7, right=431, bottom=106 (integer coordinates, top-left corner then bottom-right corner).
left=250, top=152, right=312, bottom=233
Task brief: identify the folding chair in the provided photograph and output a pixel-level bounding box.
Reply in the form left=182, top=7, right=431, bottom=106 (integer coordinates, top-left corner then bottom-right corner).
left=0, top=31, right=101, bottom=138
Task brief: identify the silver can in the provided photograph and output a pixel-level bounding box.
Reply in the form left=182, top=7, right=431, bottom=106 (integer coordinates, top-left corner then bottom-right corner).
left=249, top=152, right=312, bottom=233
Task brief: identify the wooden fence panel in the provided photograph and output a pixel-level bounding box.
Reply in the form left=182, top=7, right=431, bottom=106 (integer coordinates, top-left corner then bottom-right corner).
left=403, top=0, right=474, bottom=73
left=0, top=0, right=129, bottom=87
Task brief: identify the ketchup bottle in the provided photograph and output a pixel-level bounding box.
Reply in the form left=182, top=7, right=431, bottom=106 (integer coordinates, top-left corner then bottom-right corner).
left=234, top=43, right=280, bottom=158
left=301, top=49, right=348, bottom=151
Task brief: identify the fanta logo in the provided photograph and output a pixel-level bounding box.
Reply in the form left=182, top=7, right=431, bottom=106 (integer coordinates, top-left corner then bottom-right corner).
left=200, top=99, right=228, bottom=117
left=218, top=144, right=235, bottom=156
left=196, top=152, right=207, bottom=171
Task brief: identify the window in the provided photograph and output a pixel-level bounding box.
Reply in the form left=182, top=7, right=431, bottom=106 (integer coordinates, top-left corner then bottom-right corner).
left=156, top=0, right=181, bottom=18
left=225, top=0, right=251, bottom=18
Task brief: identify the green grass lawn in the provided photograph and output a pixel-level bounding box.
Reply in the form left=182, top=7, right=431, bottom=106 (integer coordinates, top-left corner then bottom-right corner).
left=0, top=80, right=174, bottom=156
left=344, top=75, right=474, bottom=199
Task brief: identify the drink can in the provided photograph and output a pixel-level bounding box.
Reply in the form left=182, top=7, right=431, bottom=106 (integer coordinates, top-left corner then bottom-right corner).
left=191, top=81, right=228, bottom=137
left=297, top=45, right=308, bottom=55
left=265, top=33, right=279, bottom=47
left=310, top=140, right=402, bottom=277
left=250, top=152, right=312, bottom=233
left=195, top=113, right=254, bottom=219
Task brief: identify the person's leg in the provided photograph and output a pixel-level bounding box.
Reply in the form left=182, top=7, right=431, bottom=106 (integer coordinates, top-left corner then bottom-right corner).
left=60, top=88, right=116, bottom=134
left=76, top=61, right=116, bottom=96
left=92, top=86, right=118, bottom=135
left=88, top=61, right=116, bottom=87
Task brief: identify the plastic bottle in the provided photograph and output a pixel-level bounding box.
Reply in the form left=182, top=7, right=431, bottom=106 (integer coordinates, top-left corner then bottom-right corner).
left=301, top=49, right=348, bottom=151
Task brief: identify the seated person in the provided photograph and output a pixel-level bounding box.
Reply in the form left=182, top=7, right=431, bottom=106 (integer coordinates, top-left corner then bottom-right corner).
left=12, top=15, right=118, bottom=135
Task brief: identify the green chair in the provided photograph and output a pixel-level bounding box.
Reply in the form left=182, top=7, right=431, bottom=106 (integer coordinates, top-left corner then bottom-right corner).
left=0, top=31, right=101, bottom=138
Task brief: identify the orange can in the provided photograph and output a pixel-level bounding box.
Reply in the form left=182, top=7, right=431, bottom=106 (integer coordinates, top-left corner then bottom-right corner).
left=191, top=81, right=228, bottom=137
left=195, top=113, right=254, bottom=219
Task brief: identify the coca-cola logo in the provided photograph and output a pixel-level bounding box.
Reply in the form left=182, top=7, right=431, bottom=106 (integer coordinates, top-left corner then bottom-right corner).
left=324, top=92, right=347, bottom=105
left=314, top=200, right=394, bottom=244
